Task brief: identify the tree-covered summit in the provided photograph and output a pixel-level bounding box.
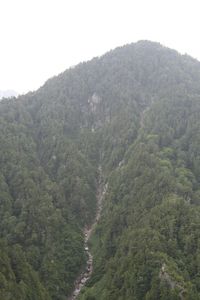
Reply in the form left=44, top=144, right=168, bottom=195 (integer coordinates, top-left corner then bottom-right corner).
left=1, top=41, right=200, bottom=299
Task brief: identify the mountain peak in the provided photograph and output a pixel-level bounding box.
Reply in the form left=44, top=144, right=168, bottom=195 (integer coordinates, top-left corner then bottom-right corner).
left=0, top=89, right=18, bottom=99
left=1, top=42, right=200, bottom=299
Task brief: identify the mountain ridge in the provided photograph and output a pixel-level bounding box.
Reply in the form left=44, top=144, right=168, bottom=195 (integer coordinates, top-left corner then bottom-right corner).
left=0, top=41, right=200, bottom=299
left=0, top=89, right=18, bottom=99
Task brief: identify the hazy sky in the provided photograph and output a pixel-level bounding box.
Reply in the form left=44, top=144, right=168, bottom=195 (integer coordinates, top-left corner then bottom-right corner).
left=1, top=0, right=200, bottom=94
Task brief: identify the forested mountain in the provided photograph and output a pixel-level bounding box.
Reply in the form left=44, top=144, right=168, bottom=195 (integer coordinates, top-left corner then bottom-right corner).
left=0, top=90, right=18, bottom=99
left=1, top=41, right=200, bottom=299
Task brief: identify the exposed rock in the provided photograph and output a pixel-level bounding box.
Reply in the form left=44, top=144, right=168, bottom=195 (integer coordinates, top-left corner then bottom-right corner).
left=88, top=93, right=101, bottom=113
left=159, top=263, right=186, bottom=299
left=68, top=166, right=107, bottom=300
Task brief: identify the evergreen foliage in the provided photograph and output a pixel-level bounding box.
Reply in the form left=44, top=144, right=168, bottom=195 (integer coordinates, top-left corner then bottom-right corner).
left=1, top=41, right=200, bottom=298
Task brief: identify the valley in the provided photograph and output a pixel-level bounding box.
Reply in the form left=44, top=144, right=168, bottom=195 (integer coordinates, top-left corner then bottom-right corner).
left=1, top=41, right=200, bottom=299
left=69, top=166, right=107, bottom=300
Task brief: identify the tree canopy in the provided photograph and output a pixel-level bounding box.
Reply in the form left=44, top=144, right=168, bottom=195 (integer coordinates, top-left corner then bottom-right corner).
left=1, top=41, right=200, bottom=299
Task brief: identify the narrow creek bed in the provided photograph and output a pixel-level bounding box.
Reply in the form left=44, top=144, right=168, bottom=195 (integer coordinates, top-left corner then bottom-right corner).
left=68, top=167, right=107, bottom=300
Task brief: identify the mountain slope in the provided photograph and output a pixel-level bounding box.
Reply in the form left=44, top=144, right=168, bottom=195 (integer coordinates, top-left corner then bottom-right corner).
left=1, top=41, right=200, bottom=299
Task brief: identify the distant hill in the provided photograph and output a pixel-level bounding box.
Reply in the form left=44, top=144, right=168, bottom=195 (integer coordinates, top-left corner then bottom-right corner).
left=0, top=89, right=18, bottom=99
left=1, top=41, right=200, bottom=299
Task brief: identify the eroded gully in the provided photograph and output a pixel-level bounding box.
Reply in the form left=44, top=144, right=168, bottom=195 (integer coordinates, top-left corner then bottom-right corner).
left=68, top=166, right=107, bottom=300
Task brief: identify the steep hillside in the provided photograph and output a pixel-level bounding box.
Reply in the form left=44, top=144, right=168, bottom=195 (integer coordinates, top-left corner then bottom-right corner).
left=1, top=41, right=200, bottom=299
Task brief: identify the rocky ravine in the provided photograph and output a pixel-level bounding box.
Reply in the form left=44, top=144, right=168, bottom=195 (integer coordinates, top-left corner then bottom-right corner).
left=68, top=167, right=107, bottom=300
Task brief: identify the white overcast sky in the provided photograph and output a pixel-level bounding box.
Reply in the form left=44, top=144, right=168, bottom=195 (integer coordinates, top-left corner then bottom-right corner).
left=1, top=0, right=200, bottom=94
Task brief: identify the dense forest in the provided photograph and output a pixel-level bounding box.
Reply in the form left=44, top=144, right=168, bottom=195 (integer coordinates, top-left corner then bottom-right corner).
left=1, top=41, right=200, bottom=299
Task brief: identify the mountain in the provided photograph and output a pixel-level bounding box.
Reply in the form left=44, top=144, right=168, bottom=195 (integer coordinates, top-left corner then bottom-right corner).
left=1, top=41, right=200, bottom=299
left=0, top=89, right=18, bottom=99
